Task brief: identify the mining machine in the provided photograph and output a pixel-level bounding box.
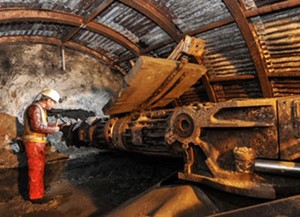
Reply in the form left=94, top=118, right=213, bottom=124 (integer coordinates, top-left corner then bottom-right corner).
left=64, top=35, right=300, bottom=199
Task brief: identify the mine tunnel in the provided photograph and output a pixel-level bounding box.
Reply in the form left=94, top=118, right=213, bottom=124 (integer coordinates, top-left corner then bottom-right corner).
left=1, top=0, right=300, bottom=216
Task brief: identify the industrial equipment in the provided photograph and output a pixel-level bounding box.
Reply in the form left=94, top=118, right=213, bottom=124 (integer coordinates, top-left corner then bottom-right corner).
left=63, top=36, right=300, bottom=199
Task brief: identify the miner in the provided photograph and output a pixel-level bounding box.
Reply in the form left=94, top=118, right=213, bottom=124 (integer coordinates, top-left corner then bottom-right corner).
left=22, top=88, right=60, bottom=204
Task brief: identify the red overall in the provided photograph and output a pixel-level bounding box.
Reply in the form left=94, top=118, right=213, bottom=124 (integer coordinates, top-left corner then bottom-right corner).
left=23, top=103, right=57, bottom=200
left=25, top=142, right=46, bottom=200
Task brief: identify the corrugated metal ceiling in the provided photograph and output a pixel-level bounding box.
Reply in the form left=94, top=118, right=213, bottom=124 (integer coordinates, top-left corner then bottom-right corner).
left=0, top=0, right=299, bottom=104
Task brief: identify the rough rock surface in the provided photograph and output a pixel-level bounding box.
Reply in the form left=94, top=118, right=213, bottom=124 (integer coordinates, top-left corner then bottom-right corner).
left=0, top=44, right=122, bottom=119
left=0, top=43, right=123, bottom=168
left=0, top=113, right=25, bottom=168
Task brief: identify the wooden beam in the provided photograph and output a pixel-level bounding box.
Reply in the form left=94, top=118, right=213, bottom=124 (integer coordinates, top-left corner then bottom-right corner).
left=0, top=9, right=140, bottom=56
left=61, top=46, right=66, bottom=71
left=0, top=35, right=126, bottom=75
left=223, top=0, right=273, bottom=97
left=119, top=0, right=182, bottom=42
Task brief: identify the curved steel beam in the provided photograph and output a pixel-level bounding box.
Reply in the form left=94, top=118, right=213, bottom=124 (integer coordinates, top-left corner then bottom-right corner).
left=63, top=0, right=115, bottom=45
left=223, top=0, right=273, bottom=97
left=139, top=0, right=300, bottom=60
left=119, top=0, right=182, bottom=42
left=245, top=0, right=300, bottom=17
left=0, top=9, right=140, bottom=56
left=0, top=35, right=126, bottom=75
left=84, top=0, right=114, bottom=23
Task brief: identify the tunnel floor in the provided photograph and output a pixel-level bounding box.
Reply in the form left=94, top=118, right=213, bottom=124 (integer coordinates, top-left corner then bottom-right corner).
left=0, top=151, right=182, bottom=217
left=0, top=150, right=299, bottom=217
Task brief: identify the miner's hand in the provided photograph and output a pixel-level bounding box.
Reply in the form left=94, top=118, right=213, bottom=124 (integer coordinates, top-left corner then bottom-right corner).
left=58, top=123, right=70, bottom=129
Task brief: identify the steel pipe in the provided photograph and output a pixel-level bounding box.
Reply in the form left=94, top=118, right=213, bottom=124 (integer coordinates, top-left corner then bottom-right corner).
left=254, top=159, right=300, bottom=176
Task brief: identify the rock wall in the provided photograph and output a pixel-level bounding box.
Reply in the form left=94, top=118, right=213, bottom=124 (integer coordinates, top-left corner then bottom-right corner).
left=0, top=44, right=123, bottom=121
left=0, top=113, right=23, bottom=168
left=0, top=44, right=123, bottom=168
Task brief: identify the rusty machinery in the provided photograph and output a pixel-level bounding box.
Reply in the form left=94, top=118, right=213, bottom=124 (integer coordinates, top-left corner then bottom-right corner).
left=63, top=36, right=300, bottom=199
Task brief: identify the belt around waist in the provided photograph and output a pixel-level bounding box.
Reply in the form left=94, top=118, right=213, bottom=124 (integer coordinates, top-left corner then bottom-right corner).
left=23, top=134, right=47, bottom=143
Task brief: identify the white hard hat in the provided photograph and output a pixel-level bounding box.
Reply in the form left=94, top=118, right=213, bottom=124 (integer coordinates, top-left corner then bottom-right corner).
left=40, top=88, right=60, bottom=103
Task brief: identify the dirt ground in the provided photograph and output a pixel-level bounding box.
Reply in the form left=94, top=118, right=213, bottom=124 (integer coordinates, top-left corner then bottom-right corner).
left=0, top=113, right=185, bottom=217
left=1, top=150, right=300, bottom=217
left=0, top=151, right=182, bottom=217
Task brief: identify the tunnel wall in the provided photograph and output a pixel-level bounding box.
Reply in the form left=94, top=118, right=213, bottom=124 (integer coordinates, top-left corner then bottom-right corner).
left=0, top=44, right=123, bottom=119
